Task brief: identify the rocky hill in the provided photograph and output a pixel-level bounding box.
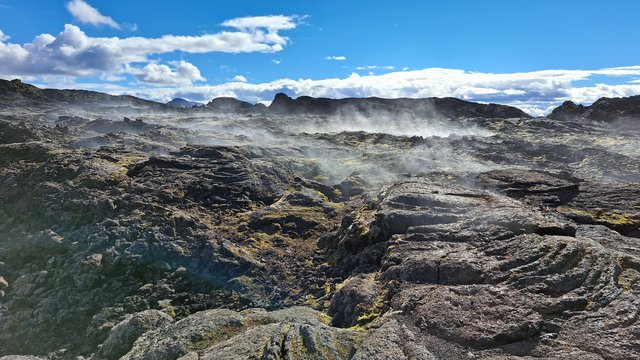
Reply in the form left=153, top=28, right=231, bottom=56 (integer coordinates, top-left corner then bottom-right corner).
left=0, top=79, right=164, bottom=109
left=166, top=98, right=203, bottom=108
left=1, top=82, right=639, bottom=359
left=206, top=97, right=265, bottom=112
left=268, top=92, right=532, bottom=119
left=549, top=95, right=640, bottom=123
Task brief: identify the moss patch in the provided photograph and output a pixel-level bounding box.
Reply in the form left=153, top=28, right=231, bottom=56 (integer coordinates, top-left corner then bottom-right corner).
left=557, top=207, right=640, bottom=227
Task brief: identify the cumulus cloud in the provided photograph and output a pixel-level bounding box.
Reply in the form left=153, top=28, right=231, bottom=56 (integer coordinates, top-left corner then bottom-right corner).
left=232, top=75, right=248, bottom=82
left=66, top=0, right=120, bottom=29
left=0, top=16, right=300, bottom=85
left=325, top=56, right=346, bottom=61
left=127, top=61, right=205, bottom=86
left=76, top=66, right=640, bottom=116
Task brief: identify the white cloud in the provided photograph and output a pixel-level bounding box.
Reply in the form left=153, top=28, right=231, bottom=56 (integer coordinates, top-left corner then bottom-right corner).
left=74, top=66, right=640, bottom=116
left=0, top=29, right=9, bottom=42
left=325, top=56, right=346, bottom=61
left=232, top=75, right=248, bottom=82
left=66, top=0, right=120, bottom=29
left=356, top=65, right=395, bottom=71
left=0, top=16, right=300, bottom=85
left=127, top=61, right=205, bottom=86
left=221, top=15, right=303, bottom=31
left=272, top=59, right=282, bottom=65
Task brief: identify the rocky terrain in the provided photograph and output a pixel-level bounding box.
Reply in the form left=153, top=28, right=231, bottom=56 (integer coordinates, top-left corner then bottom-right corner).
left=549, top=95, right=640, bottom=124
left=0, top=79, right=639, bottom=359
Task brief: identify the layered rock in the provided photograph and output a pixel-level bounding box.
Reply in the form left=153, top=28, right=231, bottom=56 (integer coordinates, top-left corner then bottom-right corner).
left=322, top=173, right=640, bottom=358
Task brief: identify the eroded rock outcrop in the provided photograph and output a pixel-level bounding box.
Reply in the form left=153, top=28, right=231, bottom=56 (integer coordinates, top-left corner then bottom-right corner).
left=322, top=174, right=640, bottom=358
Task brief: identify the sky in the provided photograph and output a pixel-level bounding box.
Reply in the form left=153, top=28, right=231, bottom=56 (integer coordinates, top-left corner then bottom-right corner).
left=0, top=0, right=639, bottom=115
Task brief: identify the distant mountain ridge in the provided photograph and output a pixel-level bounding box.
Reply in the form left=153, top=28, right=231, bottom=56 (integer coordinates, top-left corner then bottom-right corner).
left=0, top=78, right=532, bottom=118
left=268, top=93, right=532, bottom=119
left=0, top=79, right=163, bottom=108
left=4, top=78, right=640, bottom=121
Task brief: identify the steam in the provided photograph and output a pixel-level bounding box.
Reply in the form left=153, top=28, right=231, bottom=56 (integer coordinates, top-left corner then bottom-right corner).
left=36, top=102, right=502, bottom=186
left=297, top=108, right=493, bottom=138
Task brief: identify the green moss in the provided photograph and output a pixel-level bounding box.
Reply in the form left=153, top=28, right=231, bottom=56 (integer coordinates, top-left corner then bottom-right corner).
left=600, top=212, right=640, bottom=226
left=317, top=312, right=333, bottom=326
left=557, top=207, right=640, bottom=226
left=347, top=324, right=370, bottom=332
left=592, top=136, right=624, bottom=146
left=616, top=261, right=639, bottom=292
left=324, top=283, right=332, bottom=295
left=355, top=286, right=387, bottom=327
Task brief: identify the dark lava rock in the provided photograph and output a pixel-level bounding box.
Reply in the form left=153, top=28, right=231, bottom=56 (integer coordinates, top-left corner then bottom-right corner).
left=166, top=98, right=202, bottom=108
left=328, top=274, right=383, bottom=327
left=268, top=92, right=531, bottom=119
left=115, top=307, right=362, bottom=360
left=549, top=95, right=640, bottom=123
left=2, top=80, right=640, bottom=359
left=321, top=175, right=640, bottom=358
left=0, top=79, right=164, bottom=109
left=95, top=310, right=173, bottom=360
left=207, top=97, right=260, bottom=112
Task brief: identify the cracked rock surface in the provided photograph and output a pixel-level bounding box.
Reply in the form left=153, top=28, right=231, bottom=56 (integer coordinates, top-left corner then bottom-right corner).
left=0, top=81, right=639, bottom=359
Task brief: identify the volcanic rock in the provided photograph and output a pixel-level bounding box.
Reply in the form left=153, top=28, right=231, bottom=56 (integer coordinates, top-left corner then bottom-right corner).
left=207, top=97, right=260, bottom=112
left=549, top=95, right=640, bottom=123
left=166, top=98, right=202, bottom=108
left=1, top=80, right=639, bottom=359
left=269, top=92, right=531, bottom=119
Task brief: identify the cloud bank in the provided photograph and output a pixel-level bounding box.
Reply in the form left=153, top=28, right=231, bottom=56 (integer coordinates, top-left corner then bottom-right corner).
left=0, top=15, right=300, bottom=85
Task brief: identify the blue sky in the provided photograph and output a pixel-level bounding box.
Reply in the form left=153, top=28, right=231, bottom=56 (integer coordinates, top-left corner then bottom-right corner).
left=0, top=0, right=639, bottom=114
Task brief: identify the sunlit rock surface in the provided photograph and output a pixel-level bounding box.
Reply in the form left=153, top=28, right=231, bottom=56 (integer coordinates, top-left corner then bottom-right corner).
left=0, top=80, right=639, bottom=359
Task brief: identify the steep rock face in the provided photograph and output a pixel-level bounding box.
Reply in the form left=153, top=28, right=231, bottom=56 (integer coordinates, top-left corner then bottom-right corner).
left=268, top=93, right=531, bottom=119
left=549, top=95, right=640, bottom=122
